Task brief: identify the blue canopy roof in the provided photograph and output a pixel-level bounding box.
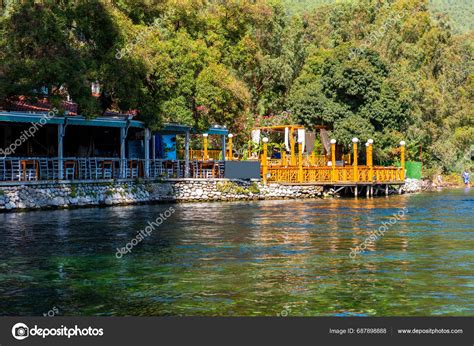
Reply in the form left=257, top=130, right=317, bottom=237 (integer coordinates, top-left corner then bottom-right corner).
left=0, top=111, right=229, bottom=136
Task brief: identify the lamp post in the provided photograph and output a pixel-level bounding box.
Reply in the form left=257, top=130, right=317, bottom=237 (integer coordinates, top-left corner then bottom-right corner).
left=203, top=133, right=209, bottom=161
left=227, top=134, right=233, bottom=160
left=400, top=140, right=406, bottom=181
left=367, top=138, right=373, bottom=182
left=262, top=137, right=269, bottom=185
left=290, top=127, right=296, bottom=166
left=330, top=139, right=336, bottom=182
left=352, top=138, right=359, bottom=182
left=298, top=138, right=304, bottom=183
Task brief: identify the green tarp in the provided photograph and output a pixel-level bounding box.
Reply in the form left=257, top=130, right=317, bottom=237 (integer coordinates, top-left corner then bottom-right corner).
left=406, top=161, right=422, bottom=179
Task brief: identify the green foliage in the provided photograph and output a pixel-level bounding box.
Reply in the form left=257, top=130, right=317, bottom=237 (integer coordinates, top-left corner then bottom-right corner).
left=283, top=0, right=473, bottom=34
left=288, top=0, right=472, bottom=172
left=216, top=181, right=260, bottom=195
left=0, top=0, right=472, bottom=173
left=70, top=185, right=78, bottom=198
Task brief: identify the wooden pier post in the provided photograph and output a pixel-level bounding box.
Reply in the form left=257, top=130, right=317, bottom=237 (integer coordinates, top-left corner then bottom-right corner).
left=203, top=133, right=209, bottom=161
left=262, top=137, right=269, bottom=185
left=298, top=140, right=303, bottom=183
left=400, top=140, right=406, bottom=181
left=290, top=127, right=296, bottom=166
left=367, top=138, right=374, bottom=182
left=281, top=150, right=286, bottom=166
left=227, top=134, right=233, bottom=160
left=330, top=139, right=336, bottom=182
left=385, top=184, right=389, bottom=196
left=352, top=138, right=359, bottom=183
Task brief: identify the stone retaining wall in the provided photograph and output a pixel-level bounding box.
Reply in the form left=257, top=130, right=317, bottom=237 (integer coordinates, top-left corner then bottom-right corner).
left=0, top=179, right=325, bottom=212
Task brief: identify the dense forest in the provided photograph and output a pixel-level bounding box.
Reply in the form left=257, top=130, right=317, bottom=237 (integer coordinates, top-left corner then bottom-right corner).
left=284, top=0, right=473, bottom=33
left=0, top=0, right=472, bottom=173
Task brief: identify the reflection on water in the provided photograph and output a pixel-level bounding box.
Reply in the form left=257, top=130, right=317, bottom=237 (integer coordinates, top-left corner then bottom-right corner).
left=0, top=189, right=472, bottom=316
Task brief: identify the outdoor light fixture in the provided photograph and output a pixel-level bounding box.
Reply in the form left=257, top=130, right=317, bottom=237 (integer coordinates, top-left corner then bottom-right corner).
left=228, top=134, right=233, bottom=138
left=203, top=133, right=209, bottom=137
left=400, top=140, right=406, bottom=146
left=262, top=137, right=269, bottom=143
left=330, top=139, right=337, bottom=144
left=352, top=137, right=359, bottom=143
left=368, top=139, right=374, bottom=144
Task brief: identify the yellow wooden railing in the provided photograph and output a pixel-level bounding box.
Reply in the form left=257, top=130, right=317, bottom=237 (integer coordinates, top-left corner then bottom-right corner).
left=178, top=149, right=221, bottom=161
left=267, top=166, right=402, bottom=184
left=267, top=154, right=327, bottom=167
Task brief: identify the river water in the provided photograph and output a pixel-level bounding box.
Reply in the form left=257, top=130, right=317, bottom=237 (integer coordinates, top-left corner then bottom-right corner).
left=0, top=188, right=472, bottom=316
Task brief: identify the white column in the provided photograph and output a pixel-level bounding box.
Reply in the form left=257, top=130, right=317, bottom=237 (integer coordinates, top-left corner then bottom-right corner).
left=144, top=129, right=150, bottom=178
left=120, top=127, right=126, bottom=178
left=185, top=131, right=190, bottom=178
left=58, top=124, right=64, bottom=180
left=151, top=135, right=156, bottom=160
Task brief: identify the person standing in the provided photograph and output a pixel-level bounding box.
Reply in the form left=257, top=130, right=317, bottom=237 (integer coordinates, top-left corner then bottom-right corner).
left=462, top=169, right=470, bottom=187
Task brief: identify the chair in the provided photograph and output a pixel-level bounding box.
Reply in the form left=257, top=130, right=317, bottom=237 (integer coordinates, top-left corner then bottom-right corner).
left=217, top=161, right=225, bottom=178
left=64, top=161, right=76, bottom=180
left=102, top=161, right=113, bottom=179
left=191, top=161, right=200, bottom=178
left=90, top=159, right=103, bottom=179
left=77, top=158, right=89, bottom=180
left=202, top=165, right=213, bottom=178
left=25, top=161, right=38, bottom=181
left=10, top=159, right=22, bottom=181
left=51, top=159, right=60, bottom=179
left=150, top=160, right=159, bottom=179
left=0, top=159, right=6, bottom=181
left=38, top=158, right=49, bottom=180
left=113, top=160, right=121, bottom=179
left=125, top=163, right=139, bottom=179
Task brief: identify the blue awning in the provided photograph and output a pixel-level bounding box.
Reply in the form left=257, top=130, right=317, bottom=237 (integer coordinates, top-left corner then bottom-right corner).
left=0, top=111, right=229, bottom=135
left=0, top=111, right=144, bottom=128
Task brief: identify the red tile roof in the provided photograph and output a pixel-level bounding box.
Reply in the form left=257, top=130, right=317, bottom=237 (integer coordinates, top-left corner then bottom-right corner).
left=7, top=96, right=138, bottom=118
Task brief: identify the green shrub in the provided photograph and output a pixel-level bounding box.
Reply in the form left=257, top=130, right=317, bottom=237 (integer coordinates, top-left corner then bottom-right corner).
left=216, top=181, right=260, bottom=195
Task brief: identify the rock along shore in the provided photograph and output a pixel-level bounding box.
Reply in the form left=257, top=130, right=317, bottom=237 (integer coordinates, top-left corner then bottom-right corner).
left=0, top=178, right=431, bottom=212
left=0, top=179, right=326, bottom=212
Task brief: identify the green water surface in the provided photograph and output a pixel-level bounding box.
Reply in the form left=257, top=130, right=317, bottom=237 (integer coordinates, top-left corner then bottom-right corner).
left=0, top=189, right=472, bottom=316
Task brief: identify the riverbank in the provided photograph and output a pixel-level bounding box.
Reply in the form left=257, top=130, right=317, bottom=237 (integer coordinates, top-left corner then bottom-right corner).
left=0, top=179, right=326, bottom=212
left=0, top=178, right=436, bottom=212
left=402, top=176, right=467, bottom=193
